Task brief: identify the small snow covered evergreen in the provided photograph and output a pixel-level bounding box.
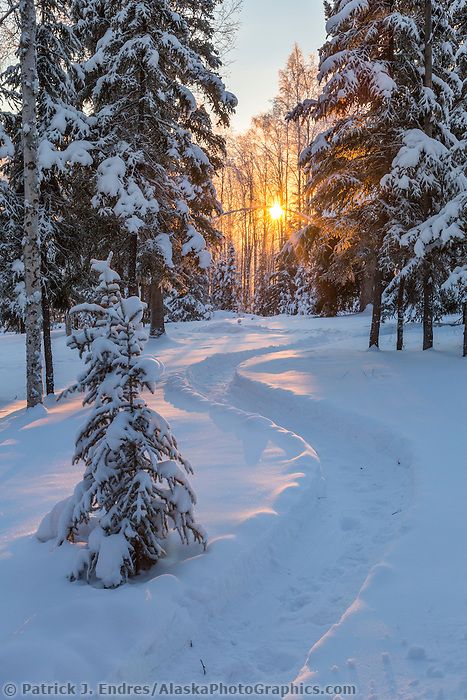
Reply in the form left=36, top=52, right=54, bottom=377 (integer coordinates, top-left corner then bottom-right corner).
left=294, top=265, right=315, bottom=316
left=166, top=264, right=212, bottom=322
left=211, top=242, right=240, bottom=312
left=57, top=255, right=206, bottom=587
left=253, top=264, right=271, bottom=317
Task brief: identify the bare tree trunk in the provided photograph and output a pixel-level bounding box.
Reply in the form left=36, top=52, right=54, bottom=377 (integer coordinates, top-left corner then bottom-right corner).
left=422, top=260, right=434, bottom=350
left=150, top=281, right=165, bottom=337
left=463, top=301, right=467, bottom=358
left=396, top=278, right=405, bottom=351
left=20, top=0, right=43, bottom=407
left=127, top=65, right=147, bottom=299
left=65, top=310, right=72, bottom=336
left=422, top=0, right=434, bottom=351
left=141, top=284, right=150, bottom=325
left=128, top=233, right=138, bottom=296
left=369, top=266, right=383, bottom=348
left=424, top=1, right=433, bottom=114
left=41, top=284, right=54, bottom=395
left=359, top=257, right=376, bottom=312
left=368, top=14, right=394, bottom=349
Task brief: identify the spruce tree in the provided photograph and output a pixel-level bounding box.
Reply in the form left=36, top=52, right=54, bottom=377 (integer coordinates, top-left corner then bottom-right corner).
left=252, top=263, right=271, bottom=317
left=211, top=242, right=240, bottom=311
left=74, top=0, right=236, bottom=333
left=266, top=266, right=296, bottom=316
left=381, top=1, right=466, bottom=350
left=292, top=1, right=465, bottom=347
left=294, top=0, right=398, bottom=345
left=37, top=0, right=92, bottom=391
left=442, top=265, right=467, bottom=357
left=294, top=264, right=315, bottom=316
left=0, top=0, right=91, bottom=393
left=57, top=255, right=206, bottom=587
left=166, top=261, right=212, bottom=322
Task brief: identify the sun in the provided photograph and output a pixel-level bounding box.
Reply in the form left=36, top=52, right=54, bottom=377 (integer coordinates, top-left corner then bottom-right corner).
left=269, top=201, right=285, bottom=221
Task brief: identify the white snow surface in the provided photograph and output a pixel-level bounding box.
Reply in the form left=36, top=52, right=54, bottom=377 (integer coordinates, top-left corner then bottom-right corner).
left=0, top=312, right=466, bottom=699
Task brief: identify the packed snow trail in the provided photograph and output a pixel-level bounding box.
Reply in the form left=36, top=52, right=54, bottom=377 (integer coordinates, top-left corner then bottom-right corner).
left=0, top=313, right=465, bottom=699
left=152, top=350, right=410, bottom=690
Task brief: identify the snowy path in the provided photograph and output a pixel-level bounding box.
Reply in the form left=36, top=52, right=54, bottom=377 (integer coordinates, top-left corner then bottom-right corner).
left=0, top=314, right=465, bottom=699
left=144, top=338, right=410, bottom=690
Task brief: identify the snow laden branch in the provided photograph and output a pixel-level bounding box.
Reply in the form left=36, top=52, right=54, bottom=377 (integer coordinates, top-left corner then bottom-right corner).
left=49, top=255, right=206, bottom=587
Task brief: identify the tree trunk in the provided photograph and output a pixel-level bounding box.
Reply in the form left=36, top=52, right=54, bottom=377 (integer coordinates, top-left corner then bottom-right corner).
left=150, top=281, right=165, bottom=337
left=42, top=285, right=54, bottom=395
left=359, top=257, right=376, bottom=312
left=369, top=266, right=383, bottom=348
left=422, top=0, right=434, bottom=351
left=141, top=284, right=150, bottom=325
left=396, top=278, right=405, bottom=351
left=424, top=2, right=433, bottom=107
left=127, top=66, right=146, bottom=299
left=20, top=0, right=43, bottom=407
left=65, top=310, right=72, bottom=336
left=463, top=301, right=467, bottom=358
left=128, top=233, right=138, bottom=296
left=422, top=261, right=433, bottom=351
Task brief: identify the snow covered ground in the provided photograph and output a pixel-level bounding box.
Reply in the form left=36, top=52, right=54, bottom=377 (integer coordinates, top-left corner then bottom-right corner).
left=0, top=312, right=466, bottom=699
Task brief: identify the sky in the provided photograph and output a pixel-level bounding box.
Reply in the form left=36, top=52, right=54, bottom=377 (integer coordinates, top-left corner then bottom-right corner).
left=226, top=1, right=326, bottom=132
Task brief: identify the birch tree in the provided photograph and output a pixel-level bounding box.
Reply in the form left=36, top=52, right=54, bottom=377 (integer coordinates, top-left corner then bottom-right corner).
left=20, top=0, right=43, bottom=407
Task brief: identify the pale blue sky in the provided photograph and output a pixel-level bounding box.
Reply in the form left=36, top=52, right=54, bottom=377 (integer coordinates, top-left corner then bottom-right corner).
left=227, top=1, right=326, bottom=132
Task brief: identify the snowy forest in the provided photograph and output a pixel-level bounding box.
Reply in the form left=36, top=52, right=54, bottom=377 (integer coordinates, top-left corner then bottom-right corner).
left=0, top=0, right=466, bottom=698
left=0, top=0, right=465, bottom=404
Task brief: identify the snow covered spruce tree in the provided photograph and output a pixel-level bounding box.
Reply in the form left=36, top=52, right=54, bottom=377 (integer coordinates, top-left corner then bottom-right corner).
left=74, top=0, right=236, bottom=336
left=381, top=0, right=466, bottom=351
left=294, top=264, right=315, bottom=316
left=264, top=258, right=296, bottom=316
left=0, top=153, right=24, bottom=332
left=211, top=242, right=240, bottom=311
left=166, top=259, right=212, bottom=322
left=291, top=0, right=465, bottom=348
left=443, top=264, right=467, bottom=357
left=253, top=263, right=271, bottom=317
left=275, top=270, right=296, bottom=316
left=57, top=256, right=206, bottom=587
left=0, top=0, right=91, bottom=394
left=292, top=0, right=399, bottom=346
left=34, top=0, right=92, bottom=391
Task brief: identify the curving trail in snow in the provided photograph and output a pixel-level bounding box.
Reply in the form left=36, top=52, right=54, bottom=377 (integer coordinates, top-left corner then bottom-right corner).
left=139, top=325, right=411, bottom=693
left=0, top=313, right=465, bottom=699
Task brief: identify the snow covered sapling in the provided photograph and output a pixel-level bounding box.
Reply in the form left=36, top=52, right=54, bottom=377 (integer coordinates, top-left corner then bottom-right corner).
left=211, top=243, right=240, bottom=312
left=57, top=255, right=206, bottom=587
left=294, top=265, right=315, bottom=316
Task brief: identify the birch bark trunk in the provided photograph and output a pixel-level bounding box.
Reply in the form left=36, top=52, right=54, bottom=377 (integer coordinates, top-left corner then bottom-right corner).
left=20, top=0, right=43, bottom=407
